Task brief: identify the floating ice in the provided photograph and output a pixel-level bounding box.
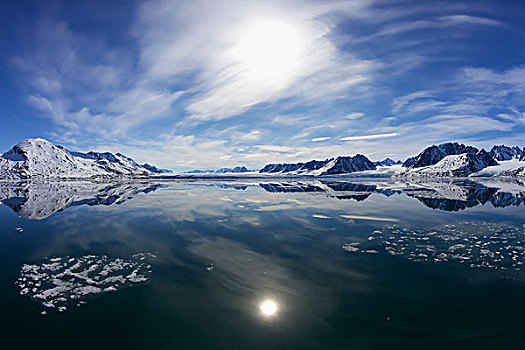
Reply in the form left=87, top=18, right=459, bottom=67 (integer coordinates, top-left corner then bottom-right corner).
left=15, top=253, right=155, bottom=313
left=342, top=221, right=525, bottom=271
left=342, top=243, right=360, bottom=252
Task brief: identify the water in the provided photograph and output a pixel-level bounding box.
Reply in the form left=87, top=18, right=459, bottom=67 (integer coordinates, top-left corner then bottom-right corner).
left=1, top=178, right=524, bottom=349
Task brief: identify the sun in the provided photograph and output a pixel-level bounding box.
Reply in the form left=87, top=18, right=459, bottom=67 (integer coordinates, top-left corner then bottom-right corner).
left=259, top=299, right=278, bottom=316
left=234, top=20, right=304, bottom=81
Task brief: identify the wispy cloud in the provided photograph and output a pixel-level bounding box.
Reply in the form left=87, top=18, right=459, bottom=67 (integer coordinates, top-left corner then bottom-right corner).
left=344, top=112, right=366, bottom=120
left=311, top=137, right=330, bottom=142
left=340, top=132, right=400, bottom=141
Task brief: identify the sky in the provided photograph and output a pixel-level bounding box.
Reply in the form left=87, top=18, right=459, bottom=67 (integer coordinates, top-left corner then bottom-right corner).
left=0, top=0, right=524, bottom=170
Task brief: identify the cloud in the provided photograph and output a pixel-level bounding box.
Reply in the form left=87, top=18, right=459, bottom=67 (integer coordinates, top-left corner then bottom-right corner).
left=421, top=114, right=515, bottom=133
left=370, top=14, right=503, bottom=39
left=254, top=145, right=295, bottom=152
left=311, top=137, right=330, bottom=142
left=133, top=0, right=380, bottom=120
left=340, top=132, right=400, bottom=141
left=343, top=112, right=366, bottom=120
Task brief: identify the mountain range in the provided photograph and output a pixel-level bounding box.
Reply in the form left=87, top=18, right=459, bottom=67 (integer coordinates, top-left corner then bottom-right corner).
left=0, top=138, right=524, bottom=179
left=257, top=142, right=525, bottom=177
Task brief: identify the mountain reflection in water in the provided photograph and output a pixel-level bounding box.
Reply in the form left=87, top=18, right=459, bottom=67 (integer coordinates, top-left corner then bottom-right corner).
left=0, top=181, right=164, bottom=219
left=2, top=178, right=522, bottom=219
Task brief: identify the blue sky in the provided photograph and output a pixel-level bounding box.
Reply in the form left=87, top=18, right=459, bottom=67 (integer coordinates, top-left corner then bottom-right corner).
left=1, top=0, right=524, bottom=170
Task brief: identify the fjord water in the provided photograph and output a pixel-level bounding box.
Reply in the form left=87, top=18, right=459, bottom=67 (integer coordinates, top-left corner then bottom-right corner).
left=1, top=179, right=524, bottom=349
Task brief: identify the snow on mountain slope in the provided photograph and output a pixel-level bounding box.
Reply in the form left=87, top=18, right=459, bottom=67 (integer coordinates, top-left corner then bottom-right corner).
left=142, top=163, right=172, bottom=173
left=404, top=151, right=496, bottom=177
left=474, top=159, right=525, bottom=177
left=0, top=138, right=167, bottom=179
left=404, top=142, right=478, bottom=169
left=312, top=155, right=376, bottom=175
left=352, top=164, right=406, bottom=177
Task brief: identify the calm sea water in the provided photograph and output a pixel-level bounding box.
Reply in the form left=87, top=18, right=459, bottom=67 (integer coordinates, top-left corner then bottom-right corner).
left=1, top=179, right=524, bottom=349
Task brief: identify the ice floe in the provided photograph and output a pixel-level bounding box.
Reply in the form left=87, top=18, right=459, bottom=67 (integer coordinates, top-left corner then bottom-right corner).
left=342, top=221, right=525, bottom=271
left=15, top=253, right=156, bottom=313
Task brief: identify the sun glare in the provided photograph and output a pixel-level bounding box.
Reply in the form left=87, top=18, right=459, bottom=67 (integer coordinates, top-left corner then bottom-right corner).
left=260, top=299, right=278, bottom=317
left=234, top=20, right=304, bottom=81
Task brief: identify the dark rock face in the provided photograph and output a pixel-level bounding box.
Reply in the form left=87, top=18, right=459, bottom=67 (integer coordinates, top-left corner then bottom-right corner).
left=489, top=145, right=524, bottom=161
left=259, top=158, right=333, bottom=173
left=259, top=160, right=330, bottom=173
left=461, top=150, right=498, bottom=174
left=403, top=156, right=416, bottom=168
left=215, top=166, right=249, bottom=173
left=142, top=163, right=172, bottom=173
left=259, top=155, right=376, bottom=175
left=2, top=145, right=28, bottom=161
left=319, top=155, right=376, bottom=175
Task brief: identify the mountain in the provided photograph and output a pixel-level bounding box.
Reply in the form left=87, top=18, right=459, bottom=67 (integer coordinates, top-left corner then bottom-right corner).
left=405, top=150, right=497, bottom=177
left=259, top=161, right=319, bottom=173
left=403, top=156, right=416, bottom=168
left=259, top=155, right=376, bottom=175
left=374, top=158, right=401, bottom=166
left=0, top=138, right=168, bottom=179
left=489, top=145, right=524, bottom=161
left=214, top=166, right=249, bottom=173
left=404, top=142, right=479, bottom=169
left=314, top=155, right=377, bottom=175
left=142, top=163, right=172, bottom=174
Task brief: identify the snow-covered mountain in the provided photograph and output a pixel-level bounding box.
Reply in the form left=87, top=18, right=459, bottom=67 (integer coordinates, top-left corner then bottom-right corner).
left=2, top=138, right=524, bottom=179
left=403, top=142, right=479, bottom=169
left=404, top=150, right=497, bottom=177
left=0, top=138, right=170, bottom=179
left=476, top=159, right=525, bottom=177
left=401, top=142, right=525, bottom=178
left=259, top=155, right=376, bottom=175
